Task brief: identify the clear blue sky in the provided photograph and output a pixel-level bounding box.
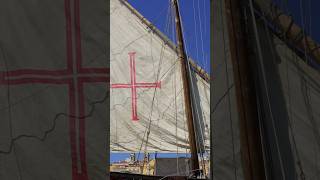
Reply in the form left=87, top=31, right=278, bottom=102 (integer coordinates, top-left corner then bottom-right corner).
left=127, top=0, right=211, bottom=74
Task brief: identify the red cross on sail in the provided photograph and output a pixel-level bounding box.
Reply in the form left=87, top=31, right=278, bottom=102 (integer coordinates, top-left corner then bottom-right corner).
left=111, top=52, right=161, bottom=121
left=0, top=0, right=108, bottom=179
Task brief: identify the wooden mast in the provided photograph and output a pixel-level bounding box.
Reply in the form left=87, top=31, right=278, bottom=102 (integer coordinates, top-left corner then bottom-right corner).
left=224, top=0, right=266, bottom=179
left=172, top=0, right=200, bottom=174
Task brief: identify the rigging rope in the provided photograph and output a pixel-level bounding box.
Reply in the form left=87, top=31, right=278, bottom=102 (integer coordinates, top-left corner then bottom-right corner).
left=139, top=42, right=165, bottom=171
left=176, top=0, right=209, bottom=175
left=192, top=0, right=199, bottom=65
left=277, top=0, right=307, bottom=178
left=136, top=1, right=172, bottom=164
left=248, top=0, right=287, bottom=179
left=196, top=0, right=206, bottom=69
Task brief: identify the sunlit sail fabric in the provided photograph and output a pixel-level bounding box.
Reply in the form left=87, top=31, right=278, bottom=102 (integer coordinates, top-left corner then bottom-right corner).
left=0, top=0, right=107, bottom=179
left=110, top=0, right=210, bottom=153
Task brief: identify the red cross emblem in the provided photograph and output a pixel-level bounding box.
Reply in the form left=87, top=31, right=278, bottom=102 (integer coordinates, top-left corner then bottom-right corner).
left=111, top=52, right=161, bottom=121
left=0, top=0, right=108, bottom=179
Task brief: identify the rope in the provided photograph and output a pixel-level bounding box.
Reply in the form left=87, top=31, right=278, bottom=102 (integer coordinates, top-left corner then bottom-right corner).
left=248, top=0, right=286, bottom=179
left=196, top=0, right=206, bottom=69
left=177, top=1, right=209, bottom=176
left=136, top=2, right=172, bottom=165
left=192, top=0, right=199, bottom=64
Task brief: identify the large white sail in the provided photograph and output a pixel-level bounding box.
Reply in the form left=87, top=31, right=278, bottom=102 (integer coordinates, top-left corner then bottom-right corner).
left=110, top=0, right=210, bottom=153
left=0, top=0, right=107, bottom=179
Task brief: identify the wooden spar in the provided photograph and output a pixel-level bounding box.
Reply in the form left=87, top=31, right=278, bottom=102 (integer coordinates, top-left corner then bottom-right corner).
left=224, top=0, right=266, bottom=179
left=172, top=0, right=200, bottom=174
left=254, top=0, right=320, bottom=66
left=119, top=0, right=210, bottom=83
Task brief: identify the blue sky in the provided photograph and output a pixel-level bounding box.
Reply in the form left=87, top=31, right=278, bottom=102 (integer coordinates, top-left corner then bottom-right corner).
left=110, top=152, right=190, bottom=163
left=127, top=0, right=211, bottom=74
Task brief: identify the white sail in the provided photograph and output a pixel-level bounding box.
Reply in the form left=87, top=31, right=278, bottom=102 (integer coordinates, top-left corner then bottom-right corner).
left=212, top=0, right=244, bottom=179
left=0, top=0, right=107, bottom=179
left=276, top=36, right=320, bottom=179
left=110, top=0, right=210, bottom=153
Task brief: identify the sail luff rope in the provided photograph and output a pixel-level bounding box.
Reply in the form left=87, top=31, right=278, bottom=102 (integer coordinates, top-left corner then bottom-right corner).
left=248, top=0, right=286, bottom=179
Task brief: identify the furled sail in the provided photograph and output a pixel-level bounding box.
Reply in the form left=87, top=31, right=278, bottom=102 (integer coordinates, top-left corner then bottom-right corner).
left=212, top=0, right=320, bottom=179
left=110, top=0, right=210, bottom=153
left=0, top=0, right=107, bottom=179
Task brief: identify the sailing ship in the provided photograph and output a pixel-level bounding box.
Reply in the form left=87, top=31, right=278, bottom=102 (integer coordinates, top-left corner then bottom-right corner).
left=110, top=0, right=210, bottom=179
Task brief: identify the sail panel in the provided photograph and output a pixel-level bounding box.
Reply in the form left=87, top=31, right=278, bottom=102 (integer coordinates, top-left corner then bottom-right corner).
left=110, top=0, right=210, bottom=153
left=251, top=1, right=320, bottom=178
left=275, top=35, right=320, bottom=179
left=211, top=0, right=244, bottom=179
left=0, top=0, right=107, bottom=179
left=212, top=0, right=320, bottom=178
